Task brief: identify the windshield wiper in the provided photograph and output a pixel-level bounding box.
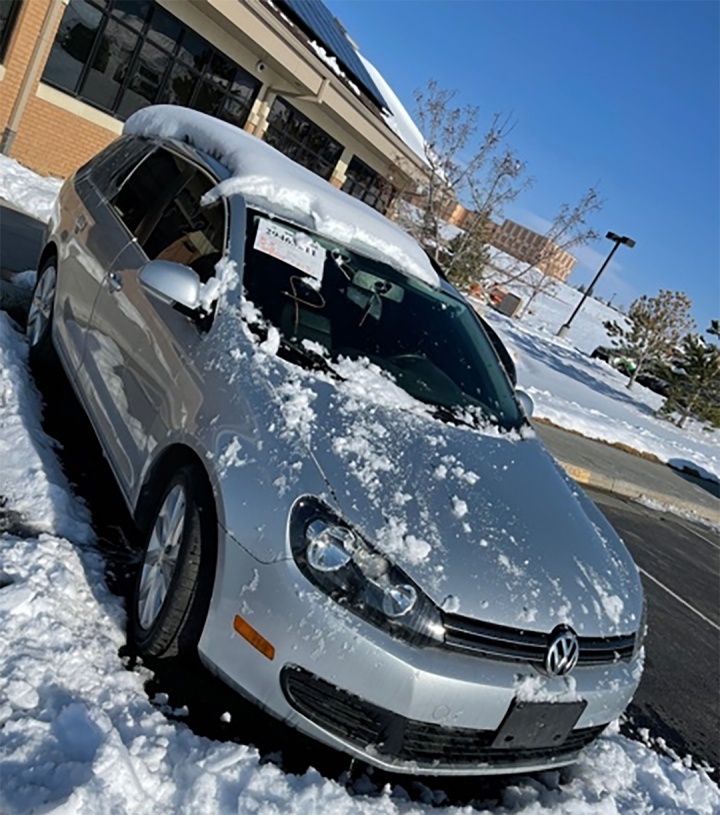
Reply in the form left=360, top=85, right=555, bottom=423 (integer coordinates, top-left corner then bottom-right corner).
left=429, top=404, right=478, bottom=429
left=279, top=338, right=338, bottom=377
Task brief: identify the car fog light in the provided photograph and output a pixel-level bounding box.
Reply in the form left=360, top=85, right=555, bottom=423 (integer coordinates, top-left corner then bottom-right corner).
left=306, top=522, right=353, bottom=572
left=382, top=584, right=417, bottom=617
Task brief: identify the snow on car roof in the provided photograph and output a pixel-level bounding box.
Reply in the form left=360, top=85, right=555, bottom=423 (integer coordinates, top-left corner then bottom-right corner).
left=123, top=106, right=439, bottom=288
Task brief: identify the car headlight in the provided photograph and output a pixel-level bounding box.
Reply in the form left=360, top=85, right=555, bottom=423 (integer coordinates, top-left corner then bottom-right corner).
left=290, top=497, right=445, bottom=646
left=633, top=595, right=648, bottom=659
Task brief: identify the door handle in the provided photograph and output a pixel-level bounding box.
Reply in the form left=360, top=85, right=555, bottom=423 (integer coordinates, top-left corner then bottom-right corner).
left=74, top=214, right=88, bottom=234
left=107, top=272, right=123, bottom=293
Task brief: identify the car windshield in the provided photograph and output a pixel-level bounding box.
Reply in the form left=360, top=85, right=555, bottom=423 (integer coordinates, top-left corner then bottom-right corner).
left=242, top=212, right=523, bottom=430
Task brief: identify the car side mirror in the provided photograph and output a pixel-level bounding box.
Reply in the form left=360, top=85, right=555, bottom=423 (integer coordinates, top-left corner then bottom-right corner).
left=516, top=388, right=534, bottom=418
left=139, top=260, right=201, bottom=311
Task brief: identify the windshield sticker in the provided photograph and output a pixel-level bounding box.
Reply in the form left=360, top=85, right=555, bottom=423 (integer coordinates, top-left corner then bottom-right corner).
left=255, top=219, right=326, bottom=286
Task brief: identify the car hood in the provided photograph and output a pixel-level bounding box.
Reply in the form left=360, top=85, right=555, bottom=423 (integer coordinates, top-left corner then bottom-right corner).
left=270, top=367, right=643, bottom=639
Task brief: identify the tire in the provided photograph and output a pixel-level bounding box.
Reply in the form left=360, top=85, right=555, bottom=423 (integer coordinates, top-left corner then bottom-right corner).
left=128, top=465, right=216, bottom=658
left=26, top=257, right=59, bottom=371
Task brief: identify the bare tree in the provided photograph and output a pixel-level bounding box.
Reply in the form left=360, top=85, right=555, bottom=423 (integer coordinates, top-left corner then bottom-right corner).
left=496, top=186, right=604, bottom=318
left=393, top=80, right=530, bottom=288
left=603, top=289, right=696, bottom=389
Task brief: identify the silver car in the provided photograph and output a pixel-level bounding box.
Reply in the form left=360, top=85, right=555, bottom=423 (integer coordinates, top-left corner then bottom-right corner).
left=27, top=106, right=645, bottom=777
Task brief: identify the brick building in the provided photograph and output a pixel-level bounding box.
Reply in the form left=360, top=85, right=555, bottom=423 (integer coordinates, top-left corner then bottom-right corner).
left=488, top=219, right=577, bottom=282
left=0, top=0, right=427, bottom=212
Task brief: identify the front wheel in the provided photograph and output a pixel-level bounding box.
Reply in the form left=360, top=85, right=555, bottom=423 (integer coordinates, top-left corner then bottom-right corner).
left=128, top=465, right=216, bottom=658
left=26, top=258, right=58, bottom=370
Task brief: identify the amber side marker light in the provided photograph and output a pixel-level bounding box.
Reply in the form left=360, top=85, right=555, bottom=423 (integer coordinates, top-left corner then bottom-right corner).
left=233, top=615, right=276, bottom=660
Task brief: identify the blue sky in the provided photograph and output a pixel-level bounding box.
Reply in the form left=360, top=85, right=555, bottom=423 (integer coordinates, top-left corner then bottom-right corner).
left=326, top=0, right=719, bottom=331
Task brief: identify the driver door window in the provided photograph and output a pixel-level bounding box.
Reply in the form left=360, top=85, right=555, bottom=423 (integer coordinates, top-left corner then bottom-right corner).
left=112, top=148, right=226, bottom=281
left=142, top=167, right=226, bottom=282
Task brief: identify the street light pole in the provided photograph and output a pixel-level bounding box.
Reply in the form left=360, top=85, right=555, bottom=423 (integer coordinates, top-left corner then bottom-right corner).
left=557, top=231, right=636, bottom=338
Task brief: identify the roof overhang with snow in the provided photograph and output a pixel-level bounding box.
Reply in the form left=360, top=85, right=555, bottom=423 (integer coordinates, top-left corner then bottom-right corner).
left=192, top=0, right=427, bottom=179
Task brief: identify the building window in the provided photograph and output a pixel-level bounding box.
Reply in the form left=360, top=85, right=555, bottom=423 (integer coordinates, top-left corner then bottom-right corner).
left=264, top=97, right=343, bottom=181
left=341, top=156, right=394, bottom=214
left=42, top=0, right=260, bottom=125
left=0, top=0, right=21, bottom=63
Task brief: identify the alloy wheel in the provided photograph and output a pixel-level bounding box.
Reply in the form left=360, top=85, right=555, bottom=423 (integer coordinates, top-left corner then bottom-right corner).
left=26, top=266, right=57, bottom=347
left=137, top=485, right=187, bottom=630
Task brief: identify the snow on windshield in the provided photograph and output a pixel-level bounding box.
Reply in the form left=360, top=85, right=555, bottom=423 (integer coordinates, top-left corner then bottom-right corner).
left=123, top=106, right=439, bottom=288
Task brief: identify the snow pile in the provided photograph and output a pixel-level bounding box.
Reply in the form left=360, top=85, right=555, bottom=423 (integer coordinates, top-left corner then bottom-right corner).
left=124, top=106, right=439, bottom=288
left=0, top=153, right=61, bottom=222
left=0, top=312, right=91, bottom=542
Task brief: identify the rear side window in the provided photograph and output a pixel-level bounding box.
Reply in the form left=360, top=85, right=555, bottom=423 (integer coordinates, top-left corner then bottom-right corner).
left=111, top=147, right=182, bottom=235
left=89, top=137, right=153, bottom=198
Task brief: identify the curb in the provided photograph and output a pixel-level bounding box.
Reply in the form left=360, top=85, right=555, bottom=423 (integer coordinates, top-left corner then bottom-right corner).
left=558, top=460, right=720, bottom=527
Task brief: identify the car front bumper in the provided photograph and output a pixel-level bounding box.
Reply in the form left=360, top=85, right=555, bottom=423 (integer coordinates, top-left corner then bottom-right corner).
left=199, top=536, right=641, bottom=776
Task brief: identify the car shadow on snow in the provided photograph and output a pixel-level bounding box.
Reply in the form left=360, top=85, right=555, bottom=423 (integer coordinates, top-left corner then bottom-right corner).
left=504, top=326, right=660, bottom=418
left=28, top=343, right=534, bottom=806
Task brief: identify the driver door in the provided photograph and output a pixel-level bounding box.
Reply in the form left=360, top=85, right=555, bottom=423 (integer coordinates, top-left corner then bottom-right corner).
left=83, top=147, right=227, bottom=498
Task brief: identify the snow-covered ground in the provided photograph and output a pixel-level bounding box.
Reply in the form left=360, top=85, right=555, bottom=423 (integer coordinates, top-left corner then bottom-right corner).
left=476, top=281, right=719, bottom=485
left=1, top=151, right=719, bottom=812
left=0, top=154, right=62, bottom=222
left=1, top=309, right=718, bottom=813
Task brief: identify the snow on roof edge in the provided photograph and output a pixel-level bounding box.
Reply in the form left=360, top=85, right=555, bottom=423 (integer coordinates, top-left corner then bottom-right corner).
left=123, top=106, right=439, bottom=288
left=357, top=54, right=428, bottom=165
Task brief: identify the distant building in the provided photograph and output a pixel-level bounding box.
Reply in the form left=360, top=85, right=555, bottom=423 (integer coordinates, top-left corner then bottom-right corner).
left=0, top=0, right=427, bottom=212
left=489, top=219, right=577, bottom=282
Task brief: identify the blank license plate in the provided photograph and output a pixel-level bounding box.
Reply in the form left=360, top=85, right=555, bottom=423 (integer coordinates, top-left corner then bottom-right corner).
left=491, top=700, right=587, bottom=750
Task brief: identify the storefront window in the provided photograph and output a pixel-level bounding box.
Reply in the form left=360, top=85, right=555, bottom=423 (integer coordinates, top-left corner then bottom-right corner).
left=0, top=0, right=21, bottom=63
left=264, top=97, right=343, bottom=181
left=42, top=0, right=260, bottom=126
left=342, top=156, right=395, bottom=214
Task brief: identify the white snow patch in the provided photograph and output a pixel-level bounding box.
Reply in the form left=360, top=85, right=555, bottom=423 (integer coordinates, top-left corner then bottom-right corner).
left=375, top=517, right=431, bottom=566
left=514, top=673, right=581, bottom=703
left=0, top=314, right=91, bottom=542
left=198, top=256, right=239, bottom=312
left=217, top=435, right=248, bottom=476
left=451, top=496, right=468, bottom=518
left=275, top=379, right=316, bottom=444
left=0, top=154, right=61, bottom=222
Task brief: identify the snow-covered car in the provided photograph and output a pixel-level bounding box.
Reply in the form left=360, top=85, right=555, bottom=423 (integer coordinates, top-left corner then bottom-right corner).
left=590, top=345, right=636, bottom=376
left=27, top=105, right=645, bottom=777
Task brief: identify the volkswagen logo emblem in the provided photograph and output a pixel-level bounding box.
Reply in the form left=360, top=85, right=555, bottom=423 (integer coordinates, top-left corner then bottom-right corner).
left=545, top=627, right=579, bottom=676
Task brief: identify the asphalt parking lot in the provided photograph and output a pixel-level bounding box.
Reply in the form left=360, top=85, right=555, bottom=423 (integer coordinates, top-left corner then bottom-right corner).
left=588, top=489, right=719, bottom=774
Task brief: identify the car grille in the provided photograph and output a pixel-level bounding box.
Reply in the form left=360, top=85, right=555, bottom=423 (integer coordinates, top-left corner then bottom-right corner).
left=442, top=613, right=636, bottom=667
left=281, top=666, right=606, bottom=769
